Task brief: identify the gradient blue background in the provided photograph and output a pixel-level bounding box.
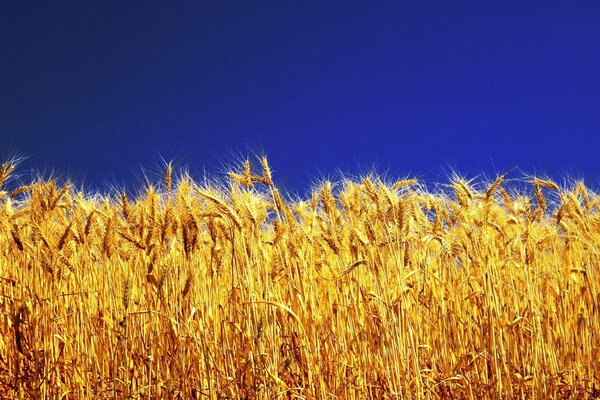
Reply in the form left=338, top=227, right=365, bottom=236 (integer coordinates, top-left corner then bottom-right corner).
left=1, top=2, right=599, bottom=193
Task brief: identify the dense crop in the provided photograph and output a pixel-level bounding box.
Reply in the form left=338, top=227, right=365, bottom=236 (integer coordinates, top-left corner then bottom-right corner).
left=0, top=157, right=599, bottom=399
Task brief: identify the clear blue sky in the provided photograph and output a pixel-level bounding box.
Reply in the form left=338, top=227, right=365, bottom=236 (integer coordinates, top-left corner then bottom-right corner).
left=2, top=2, right=600, bottom=193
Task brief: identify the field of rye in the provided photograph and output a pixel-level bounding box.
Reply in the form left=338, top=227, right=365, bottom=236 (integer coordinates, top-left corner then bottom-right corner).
left=0, top=157, right=599, bottom=399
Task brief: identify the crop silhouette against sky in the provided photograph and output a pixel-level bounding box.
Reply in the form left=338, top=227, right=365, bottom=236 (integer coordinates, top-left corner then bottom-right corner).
left=1, top=2, right=600, bottom=190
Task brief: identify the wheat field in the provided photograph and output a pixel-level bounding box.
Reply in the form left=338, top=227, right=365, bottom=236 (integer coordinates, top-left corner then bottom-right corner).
left=0, top=157, right=598, bottom=399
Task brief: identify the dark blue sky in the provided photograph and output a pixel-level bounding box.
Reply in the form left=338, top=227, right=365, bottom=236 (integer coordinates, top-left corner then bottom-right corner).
left=2, top=2, right=600, bottom=192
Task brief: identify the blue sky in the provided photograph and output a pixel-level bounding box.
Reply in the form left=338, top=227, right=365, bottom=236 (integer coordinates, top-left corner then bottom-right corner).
left=1, top=2, right=600, bottom=193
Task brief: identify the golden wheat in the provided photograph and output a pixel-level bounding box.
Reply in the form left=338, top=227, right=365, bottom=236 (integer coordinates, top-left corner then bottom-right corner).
left=0, top=157, right=598, bottom=399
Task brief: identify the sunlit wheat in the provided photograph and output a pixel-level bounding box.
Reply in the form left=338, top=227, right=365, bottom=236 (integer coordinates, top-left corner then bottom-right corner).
left=0, top=157, right=598, bottom=399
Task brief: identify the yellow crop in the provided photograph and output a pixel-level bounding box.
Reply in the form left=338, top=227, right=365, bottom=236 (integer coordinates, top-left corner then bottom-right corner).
left=0, top=157, right=599, bottom=399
